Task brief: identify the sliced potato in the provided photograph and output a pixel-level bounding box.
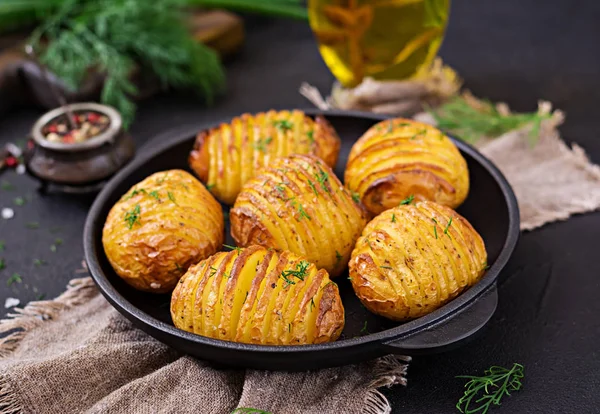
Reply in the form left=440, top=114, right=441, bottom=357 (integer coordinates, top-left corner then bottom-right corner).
left=171, top=246, right=344, bottom=345
left=345, top=118, right=469, bottom=215
left=102, top=170, right=224, bottom=293
left=349, top=201, right=487, bottom=321
left=230, top=154, right=369, bottom=277
left=189, top=109, right=341, bottom=204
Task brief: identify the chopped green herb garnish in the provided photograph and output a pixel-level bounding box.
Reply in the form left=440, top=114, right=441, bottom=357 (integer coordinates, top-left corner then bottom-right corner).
left=124, top=188, right=146, bottom=200
left=432, top=218, right=438, bottom=239
left=254, top=136, right=273, bottom=152
left=297, top=204, right=311, bottom=221
left=124, top=204, right=141, bottom=229
left=315, top=169, right=330, bottom=193
left=335, top=250, right=343, bottom=267
left=307, top=179, right=318, bottom=196
left=456, top=363, right=524, bottom=414
left=149, top=190, right=160, bottom=201
left=288, top=323, right=292, bottom=332
left=274, top=183, right=286, bottom=194
left=281, top=260, right=311, bottom=287
left=243, top=291, right=249, bottom=304
left=33, top=259, right=46, bottom=267
left=54, top=238, right=63, bottom=246
left=307, top=130, right=315, bottom=143
left=360, top=321, right=369, bottom=335
left=0, top=258, right=5, bottom=270
left=205, top=183, right=215, bottom=191
left=209, top=266, right=218, bottom=277
left=322, top=280, right=336, bottom=290
left=13, top=197, right=25, bottom=206
left=310, top=297, right=315, bottom=311
left=351, top=191, right=360, bottom=203
left=380, top=265, right=393, bottom=270
left=0, top=240, right=5, bottom=252
left=175, top=263, right=183, bottom=272
left=7, top=272, right=22, bottom=286
left=224, top=244, right=242, bottom=254
left=157, top=174, right=168, bottom=184
left=26, top=222, right=39, bottom=229
left=387, top=120, right=394, bottom=134
left=273, top=119, right=293, bottom=132
left=444, top=217, right=453, bottom=235
left=391, top=213, right=396, bottom=223
left=37, top=293, right=46, bottom=300
left=1, top=180, right=14, bottom=191
left=482, top=260, right=490, bottom=271
left=399, top=194, right=414, bottom=205
left=224, top=271, right=230, bottom=279
left=167, top=191, right=177, bottom=205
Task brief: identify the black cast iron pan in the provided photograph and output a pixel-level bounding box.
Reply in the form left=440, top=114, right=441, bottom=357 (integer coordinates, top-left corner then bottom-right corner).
left=84, top=109, right=520, bottom=371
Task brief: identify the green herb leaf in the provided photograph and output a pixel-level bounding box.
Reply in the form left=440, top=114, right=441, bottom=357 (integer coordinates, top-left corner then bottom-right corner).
left=387, top=120, right=394, bottom=134
left=54, top=238, right=63, bottom=246
left=432, top=218, right=438, bottom=239
left=360, top=321, right=369, bottom=335
left=273, top=119, right=293, bottom=132
left=399, top=194, right=414, bottom=205
left=209, top=266, right=218, bottom=278
left=444, top=217, right=453, bottom=235
left=0, top=258, right=5, bottom=270
left=13, top=197, right=25, bottom=206
left=1, top=180, right=14, bottom=191
left=307, top=130, right=315, bottom=143
left=315, top=169, right=330, bottom=193
left=149, top=190, right=160, bottom=201
left=297, top=204, right=311, bottom=221
left=37, top=293, right=46, bottom=300
left=391, top=213, right=396, bottom=223
left=205, top=183, right=215, bottom=191
left=33, top=259, right=46, bottom=267
left=124, top=204, right=141, bottom=229
left=351, top=191, right=360, bottom=203
left=167, top=191, right=177, bottom=205
left=307, top=179, right=318, bottom=196
left=7, top=272, right=22, bottom=286
left=335, top=250, right=343, bottom=267
left=224, top=244, right=242, bottom=254
left=456, top=363, right=524, bottom=414
left=310, top=297, right=315, bottom=311
left=380, top=265, right=393, bottom=269
left=281, top=260, right=311, bottom=287
left=0, top=240, right=5, bottom=252
left=254, top=136, right=273, bottom=152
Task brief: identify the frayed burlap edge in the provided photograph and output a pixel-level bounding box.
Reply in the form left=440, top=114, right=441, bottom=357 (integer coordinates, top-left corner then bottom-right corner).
left=0, top=277, right=97, bottom=414
left=0, top=277, right=97, bottom=359
left=0, top=277, right=410, bottom=414
left=363, top=355, right=412, bottom=414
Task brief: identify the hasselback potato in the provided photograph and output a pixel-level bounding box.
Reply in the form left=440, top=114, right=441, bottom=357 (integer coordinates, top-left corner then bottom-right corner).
left=171, top=246, right=344, bottom=345
left=349, top=201, right=487, bottom=321
left=189, top=109, right=341, bottom=204
left=102, top=170, right=224, bottom=293
left=230, top=154, right=369, bottom=277
left=345, top=118, right=469, bottom=215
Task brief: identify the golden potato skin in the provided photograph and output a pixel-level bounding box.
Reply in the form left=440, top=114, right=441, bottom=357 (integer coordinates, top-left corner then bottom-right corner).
left=189, top=109, right=341, bottom=204
left=349, top=201, right=487, bottom=321
left=230, top=154, right=369, bottom=277
left=345, top=118, right=469, bottom=215
left=171, top=246, right=344, bottom=345
left=102, top=170, right=224, bottom=293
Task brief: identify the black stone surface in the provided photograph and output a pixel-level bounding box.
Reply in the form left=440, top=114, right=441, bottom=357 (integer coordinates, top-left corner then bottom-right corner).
left=1, top=1, right=599, bottom=412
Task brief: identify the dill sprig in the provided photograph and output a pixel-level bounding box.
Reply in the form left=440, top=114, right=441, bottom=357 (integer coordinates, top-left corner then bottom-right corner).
left=281, top=260, right=310, bottom=287
left=456, top=363, right=524, bottom=414
left=430, top=94, right=552, bottom=144
left=315, top=169, right=330, bottom=193
left=400, top=194, right=414, bottom=205
left=253, top=136, right=273, bottom=153
left=273, top=119, right=293, bottom=132
left=124, top=204, right=141, bottom=229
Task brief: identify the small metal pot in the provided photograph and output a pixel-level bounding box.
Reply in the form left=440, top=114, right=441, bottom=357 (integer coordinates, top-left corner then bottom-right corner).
left=26, top=103, right=135, bottom=193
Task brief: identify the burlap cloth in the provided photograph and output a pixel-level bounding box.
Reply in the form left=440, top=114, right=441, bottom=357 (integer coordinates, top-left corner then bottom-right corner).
left=2, top=97, right=600, bottom=414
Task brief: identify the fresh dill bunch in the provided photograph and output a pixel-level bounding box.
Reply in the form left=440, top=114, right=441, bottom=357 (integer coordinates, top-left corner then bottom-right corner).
left=28, top=0, right=225, bottom=128
left=430, top=94, right=552, bottom=144
left=456, top=363, right=524, bottom=414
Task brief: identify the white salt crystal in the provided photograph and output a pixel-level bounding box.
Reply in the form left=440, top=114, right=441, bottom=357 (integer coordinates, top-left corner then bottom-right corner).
left=4, top=297, right=20, bottom=308
left=16, top=164, right=26, bottom=175
left=1, top=207, right=14, bottom=219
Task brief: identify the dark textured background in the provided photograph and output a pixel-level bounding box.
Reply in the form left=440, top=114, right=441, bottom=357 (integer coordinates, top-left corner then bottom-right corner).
left=1, top=1, right=599, bottom=412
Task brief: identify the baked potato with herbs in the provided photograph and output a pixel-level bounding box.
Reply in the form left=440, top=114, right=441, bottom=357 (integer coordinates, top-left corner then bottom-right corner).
left=230, top=154, right=369, bottom=277
left=349, top=201, right=487, bottom=321
left=171, top=245, right=344, bottom=345
left=102, top=170, right=224, bottom=293
left=345, top=118, right=469, bottom=216
left=189, top=109, right=341, bottom=204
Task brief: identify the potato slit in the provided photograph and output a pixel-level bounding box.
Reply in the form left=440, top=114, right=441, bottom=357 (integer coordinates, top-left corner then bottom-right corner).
left=227, top=251, right=264, bottom=338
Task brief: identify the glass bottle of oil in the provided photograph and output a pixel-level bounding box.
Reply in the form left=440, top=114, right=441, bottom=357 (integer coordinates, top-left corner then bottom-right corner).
left=308, top=0, right=450, bottom=87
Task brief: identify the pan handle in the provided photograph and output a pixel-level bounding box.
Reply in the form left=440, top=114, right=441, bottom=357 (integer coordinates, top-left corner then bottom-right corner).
left=382, top=284, right=498, bottom=354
